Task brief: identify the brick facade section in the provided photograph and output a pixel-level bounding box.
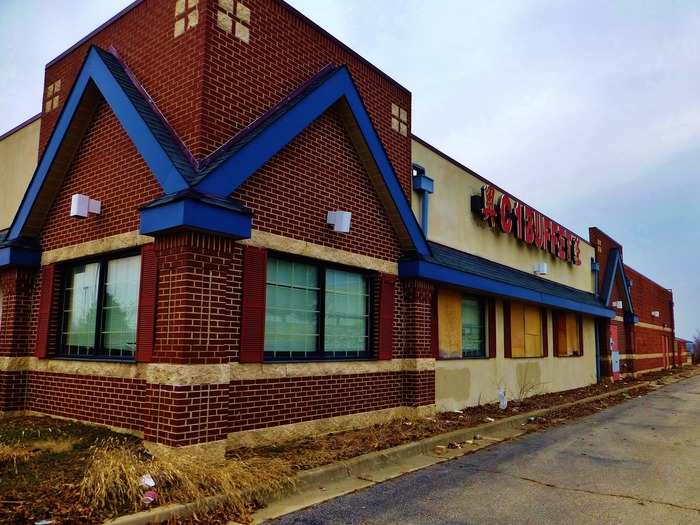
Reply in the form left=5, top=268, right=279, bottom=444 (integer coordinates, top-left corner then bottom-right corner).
left=590, top=228, right=676, bottom=377
left=230, top=370, right=434, bottom=433
left=40, top=101, right=162, bottom=252
left=2, top=0, right=427, bottom=446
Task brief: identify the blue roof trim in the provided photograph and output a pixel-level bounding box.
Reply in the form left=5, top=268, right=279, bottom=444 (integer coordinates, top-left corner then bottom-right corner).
left=7, top=46, right=191, bottom=243
left=601, top=248, right=634, bottom=312
left=194, top=66, right=430, bottom=256
left=401, top=242, right=614, bottom=318
left=0, top=246, right=41, bottom=268
left=140, top=192, right=252, bottom=239
left=401, top=259, right=614, bottom=318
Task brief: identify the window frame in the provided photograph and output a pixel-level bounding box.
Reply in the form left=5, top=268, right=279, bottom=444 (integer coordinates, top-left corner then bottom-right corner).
left=56, top=250, right=141, bottom=362
left=460, top=294, right=487, bottom=359
left=264, top=252, right=374, bottom=362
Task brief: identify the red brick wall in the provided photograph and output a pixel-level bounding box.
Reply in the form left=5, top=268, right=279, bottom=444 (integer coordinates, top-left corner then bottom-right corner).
left=624, top=265, right=673, bottom=326
left=233, top=108, right=402, bottom=262
left=39, top=0, right=208, bottom=158
left=26, top=372, right=147, bottom=432
left=588, top=227, right=623, bottom=293
left=201, top=0, right=412, bottom=195
left=40, top=102, right=162, bottom=251
left=230, top=370, right=434, bottom=433
left=0, top=268, right=37, bottom=357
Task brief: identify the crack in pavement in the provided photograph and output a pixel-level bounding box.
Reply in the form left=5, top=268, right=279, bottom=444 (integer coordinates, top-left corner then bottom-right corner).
left=461, top=466, right=700, bottom=514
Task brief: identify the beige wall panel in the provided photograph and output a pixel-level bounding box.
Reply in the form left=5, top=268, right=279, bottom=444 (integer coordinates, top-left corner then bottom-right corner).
left=435, top=304, right=597, bottom=410
left=412, top=139, right=595, bottom=293
left=0, top=118, right=40, bottom=230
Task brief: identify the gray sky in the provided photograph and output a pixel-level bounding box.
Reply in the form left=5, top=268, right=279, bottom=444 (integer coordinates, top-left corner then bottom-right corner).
left=1, top=0, right=697, bottom=338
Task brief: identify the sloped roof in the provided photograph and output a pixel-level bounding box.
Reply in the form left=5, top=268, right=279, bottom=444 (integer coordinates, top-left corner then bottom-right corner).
left=401, top=242, right=613, bottom=317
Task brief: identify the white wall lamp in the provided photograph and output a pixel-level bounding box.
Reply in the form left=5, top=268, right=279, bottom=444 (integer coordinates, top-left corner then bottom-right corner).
left=326, top=211, right=352, bottom=233
left=651, top=310, right=660, bottom=318
left=533, top=262, right=548, bottom=276
left=612, top=300, right=624, bottom=309
left=70, top=194, right=102, bottom=218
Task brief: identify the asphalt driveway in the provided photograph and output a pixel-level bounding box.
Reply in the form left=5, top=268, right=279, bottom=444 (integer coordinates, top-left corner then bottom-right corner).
left=269, top=374, right=700, bottom=525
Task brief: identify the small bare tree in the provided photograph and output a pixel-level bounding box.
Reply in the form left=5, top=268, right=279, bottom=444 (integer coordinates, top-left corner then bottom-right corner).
left=693, top=331, right=700, bottom=365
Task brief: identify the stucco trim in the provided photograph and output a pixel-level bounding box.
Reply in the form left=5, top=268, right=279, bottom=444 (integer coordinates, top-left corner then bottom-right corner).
left=239, top=229, right=398, bottom=274
left=601, top=352, right=667, bottom=361
left=227, top=404, right=437, bottom=448
left=613, top=317, right=673, bottom=332
left=0, top=357, right=433, bottom=384
left=230, top=357, right=434, bottom=380
left=41, top=230, right=154, bottom=265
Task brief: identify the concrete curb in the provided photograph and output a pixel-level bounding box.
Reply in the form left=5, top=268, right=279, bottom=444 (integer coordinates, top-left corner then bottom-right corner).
left=104, top=369, right=700, bottom=525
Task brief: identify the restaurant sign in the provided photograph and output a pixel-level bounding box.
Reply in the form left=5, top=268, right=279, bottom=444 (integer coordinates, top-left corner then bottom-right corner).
left=471, top=185, right=581, bottom=266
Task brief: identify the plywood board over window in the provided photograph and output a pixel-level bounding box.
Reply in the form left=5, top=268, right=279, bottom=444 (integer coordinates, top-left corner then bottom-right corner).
left=554, top=311, right=583, bottom=357
left=508, top=301, right=545, bottom=358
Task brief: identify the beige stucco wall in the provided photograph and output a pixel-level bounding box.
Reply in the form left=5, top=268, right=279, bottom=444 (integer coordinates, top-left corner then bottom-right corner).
left=435, top=297, right=597, bottom=411
left=0, top=117, right=40, bottom=230
left=412, top=139, right=595, bottom=293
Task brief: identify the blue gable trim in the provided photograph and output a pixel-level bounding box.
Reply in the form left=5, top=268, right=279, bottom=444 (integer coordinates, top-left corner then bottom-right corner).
left=6, top=52, right=427, bottom=258
left=7, top=47, right=190, bottom=243
left=601, top=248, right=634, bottom=313
left=0, top=246, right=41, bottom=268
left=194, top=67, right=430, bottom=257
left=140, top=193, right=252, bottom=239
left=400, top=259, right=614, bottom=318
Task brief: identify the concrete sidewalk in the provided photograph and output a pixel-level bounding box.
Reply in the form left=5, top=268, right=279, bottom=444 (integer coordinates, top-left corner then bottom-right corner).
left=267, top=373, right=700, bottom=525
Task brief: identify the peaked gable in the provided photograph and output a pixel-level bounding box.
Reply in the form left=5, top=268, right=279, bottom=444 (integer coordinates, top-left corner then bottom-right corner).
left=2, top=46, right=428, bottom=267
left=601, top=248, right=635, bottom=314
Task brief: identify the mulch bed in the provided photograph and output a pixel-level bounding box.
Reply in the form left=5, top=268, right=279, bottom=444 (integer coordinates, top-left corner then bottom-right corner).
left=0, top=417, right=141, bottom=525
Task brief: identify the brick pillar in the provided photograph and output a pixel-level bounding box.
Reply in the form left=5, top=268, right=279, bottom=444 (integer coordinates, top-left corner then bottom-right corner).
left=140, top=232, right=240, bottom=447
left=401, top=278, right=435, bottom=407
left=0, top=268, right=37, bottom=412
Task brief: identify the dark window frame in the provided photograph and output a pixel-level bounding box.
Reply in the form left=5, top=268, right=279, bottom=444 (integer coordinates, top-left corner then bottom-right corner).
left=461, top=294, right=487, bottom=359
left=56, top=250, right=140, bottom=362
left=264, top=252, right=374, bottom=362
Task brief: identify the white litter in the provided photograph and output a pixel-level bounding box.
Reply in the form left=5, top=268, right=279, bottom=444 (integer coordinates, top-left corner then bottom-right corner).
left=498, top=388, right=508, bottom=410
left=140, top=474, right=156, bottom=488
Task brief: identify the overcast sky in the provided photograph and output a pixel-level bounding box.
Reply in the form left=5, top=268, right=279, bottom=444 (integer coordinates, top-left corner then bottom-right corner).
left=1, top=0, right=697, bottom=338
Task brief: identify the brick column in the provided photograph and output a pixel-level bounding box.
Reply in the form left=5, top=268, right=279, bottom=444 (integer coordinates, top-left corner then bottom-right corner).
left=140, top=232, right=241, bottom=447
left=401, top=278, right=435, bottom=407
left=0, top=268, right=37, bottom=412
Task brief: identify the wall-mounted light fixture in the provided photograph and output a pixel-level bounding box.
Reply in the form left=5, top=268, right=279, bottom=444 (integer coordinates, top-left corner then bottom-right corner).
left=533, top=262, right=548, bottom=276
left=651, top=310, right=660, bottom=318
left=70, top=194, right=102, bottom=218
left=326, top=211, right=352, bottom=233
left=612, top=300, right=623, bottom=309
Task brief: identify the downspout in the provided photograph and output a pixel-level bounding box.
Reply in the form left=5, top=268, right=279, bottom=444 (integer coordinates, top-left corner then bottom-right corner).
left=669, top=295, right=676, bottom=368
left=591, top=258, right=601, bottom=383
left=412, top=164, right=433, bottom=235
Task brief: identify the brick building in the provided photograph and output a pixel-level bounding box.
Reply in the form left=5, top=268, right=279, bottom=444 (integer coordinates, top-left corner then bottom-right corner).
left=0, top=0, right=681, bottom=452
left=589, top=227, right=678, bottom=377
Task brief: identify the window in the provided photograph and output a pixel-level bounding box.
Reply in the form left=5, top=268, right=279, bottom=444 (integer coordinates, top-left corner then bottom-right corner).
left=59, top=254, right=141, bottom=360
left=461, top=296, right=485, bottom=358
left=510, top=301, right=544, bottom=358
left=264, top=256, right=370, bottom=360
left=555, top=312, right=582, bottom=357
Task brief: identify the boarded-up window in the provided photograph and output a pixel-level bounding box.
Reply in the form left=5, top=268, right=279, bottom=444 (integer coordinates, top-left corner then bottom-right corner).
left=510, top=301, right=543, bottom=358
left=554, top=312, right=583, bottom=357
left=461, top=296, right=485, bottom=358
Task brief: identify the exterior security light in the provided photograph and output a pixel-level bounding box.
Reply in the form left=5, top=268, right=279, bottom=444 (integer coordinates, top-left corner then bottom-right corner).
left=326, top=211, right=352, bottom=233
left=651, top=310, right=660, bottom=318
left=612, top=300, right=623, bottom=309
left=70, top=194, right=102, bottom=218
left=533, top=262, right=548, bottom=276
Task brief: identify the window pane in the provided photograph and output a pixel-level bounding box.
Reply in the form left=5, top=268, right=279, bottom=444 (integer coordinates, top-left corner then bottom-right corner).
left=565, top=313, right=580, bottom=355
left=265, top=258, right=319, bottom=358
left=324, top=269, right=368, bottom=357
left=62, top=262, right=100, bottom=356
left=461, top=296, right=484, bottom=358
left=102, top=256, right=141, bottom=358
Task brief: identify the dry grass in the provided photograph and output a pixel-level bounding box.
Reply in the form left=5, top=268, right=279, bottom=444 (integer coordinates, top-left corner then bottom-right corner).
left=80, top=438, right=294, bottom=518
left=0, top=443, right=35, bottom=474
